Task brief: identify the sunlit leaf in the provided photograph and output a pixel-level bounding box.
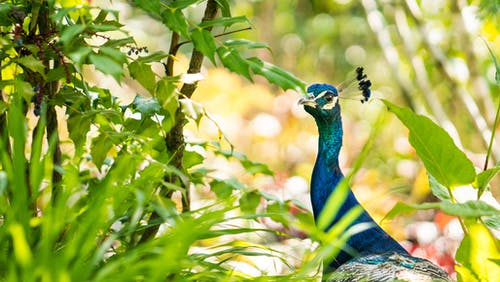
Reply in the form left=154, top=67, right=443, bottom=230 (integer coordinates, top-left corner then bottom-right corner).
left=383, top=100, right=476, bottom=188
left=383, top=200, right=499, bottom=221
left=455, top=222, right=500, bottom=282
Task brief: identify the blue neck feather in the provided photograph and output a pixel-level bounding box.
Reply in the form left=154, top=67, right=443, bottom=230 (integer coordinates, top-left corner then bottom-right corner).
left=310, top=111, right=408, bottom=269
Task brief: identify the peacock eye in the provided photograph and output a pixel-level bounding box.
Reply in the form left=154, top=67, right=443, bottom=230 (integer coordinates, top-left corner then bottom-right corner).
left=324, top=92, right=334, bottom=103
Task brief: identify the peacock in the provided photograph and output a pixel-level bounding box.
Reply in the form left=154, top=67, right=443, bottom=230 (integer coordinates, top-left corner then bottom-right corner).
left=299, top=68, right=452, bottom=282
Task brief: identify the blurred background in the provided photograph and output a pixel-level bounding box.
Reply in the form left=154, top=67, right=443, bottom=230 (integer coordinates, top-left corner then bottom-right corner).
left=89, top=0, right=499, bottom=275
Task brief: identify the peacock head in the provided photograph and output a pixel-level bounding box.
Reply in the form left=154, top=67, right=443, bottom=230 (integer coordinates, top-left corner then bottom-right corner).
left=298, top=67, right=372, bottom=124
left=299, top=83, right=341, bottom=122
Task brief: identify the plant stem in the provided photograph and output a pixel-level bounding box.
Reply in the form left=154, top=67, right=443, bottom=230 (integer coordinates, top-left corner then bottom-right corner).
left=140, top=0, right=219, bottom=243
left=483, top=86, right=500, bottom=171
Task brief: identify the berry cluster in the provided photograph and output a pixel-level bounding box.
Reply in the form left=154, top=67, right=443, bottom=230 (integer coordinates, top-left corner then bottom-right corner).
left=127, top=46, right=149, bottom=56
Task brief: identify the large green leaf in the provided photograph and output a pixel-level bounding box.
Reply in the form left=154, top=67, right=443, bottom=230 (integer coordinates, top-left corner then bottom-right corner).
left=383, top=100, right=476, bottom=188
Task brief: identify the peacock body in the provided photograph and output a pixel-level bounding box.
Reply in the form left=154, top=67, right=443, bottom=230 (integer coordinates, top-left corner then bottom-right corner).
left=299, top=74, right=451, bottom=282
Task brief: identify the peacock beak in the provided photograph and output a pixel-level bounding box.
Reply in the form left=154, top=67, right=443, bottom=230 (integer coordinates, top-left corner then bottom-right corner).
left=298, top=97, right=317, bottom=107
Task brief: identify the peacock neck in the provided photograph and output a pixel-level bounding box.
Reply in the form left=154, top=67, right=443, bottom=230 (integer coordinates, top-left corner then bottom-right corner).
left=311, top=115, right=352, bottom=223
left=310, top=113, right=409, bottom=269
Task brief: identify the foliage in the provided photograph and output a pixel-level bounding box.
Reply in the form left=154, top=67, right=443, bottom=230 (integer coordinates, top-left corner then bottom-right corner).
left=0, top=0, right=313, bottom=281
left=1, top=0, right=499, bottom=281
left=383, top=97, right=500, bottom=281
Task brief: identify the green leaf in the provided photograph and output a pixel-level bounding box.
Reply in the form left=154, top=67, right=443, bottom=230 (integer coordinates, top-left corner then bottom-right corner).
left=129, top=61, right=156, bottom=94
left=191, top=28, right=217, bottom=64
left=216, top=46, right=251, bottom=81
left=224, top=39, right=270, bottom=51
left=16, top=55, right=46, bottom=76
left=60, top=24, right=86, bottom=46
left=89, top=53, right=124, bottom=81
left=183, top=149, right=204, bottom=169
left=103, top=37, right=136, bottom=48
left=483, top=215, right=500, bottom=229
left=214, top=0, right=231, bottom=17
left=199, top=16, right=249, bottom=28
left=68, top=47, right=92, bottom=66
left=247, top=57, right=307, bottom=92
left=240, top=159, right=273, bottom=176
left=131, top=95, right=161, bottom=117
left=67, top=113, right=92, bottom=156
left=156, top=79, right=178, bottom=118
left=0, top=100, right=7, bottom=115
left=239, top=190, right=261, bottom=214
left=88, top=22, right=123, bottom=32
left=99, top=47, right=127, bottom=64
left=475, top=165, right=500, bottom=193
left=428, top=173, right=451, bottom=202
left=455, top=222, right=500, bottom=282
left=383, top=200, right=499, bottom=221
left=440, top=200, right=499, bottom=218
left=136, top=51, right=169, bottom=63
left=210, top=180, right=233, bottom=199
left=14, top=80, right=35, bottom=102
left=90, top=130, right=116, bottom=169
left=383, top=100, right=476, bottom=188
left=161, top=8, right=189, bottom=38
left=164, top=0, right=203, bottom=9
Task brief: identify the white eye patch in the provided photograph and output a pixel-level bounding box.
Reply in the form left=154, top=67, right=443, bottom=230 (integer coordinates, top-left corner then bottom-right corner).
left=312, top=91, right=338, bottom=110
left=321, top=96, right=338, bottom=110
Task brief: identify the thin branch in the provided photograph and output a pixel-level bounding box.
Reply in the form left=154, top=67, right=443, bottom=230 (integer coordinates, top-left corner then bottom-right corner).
left=174, top=26, right=252, bottom=51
